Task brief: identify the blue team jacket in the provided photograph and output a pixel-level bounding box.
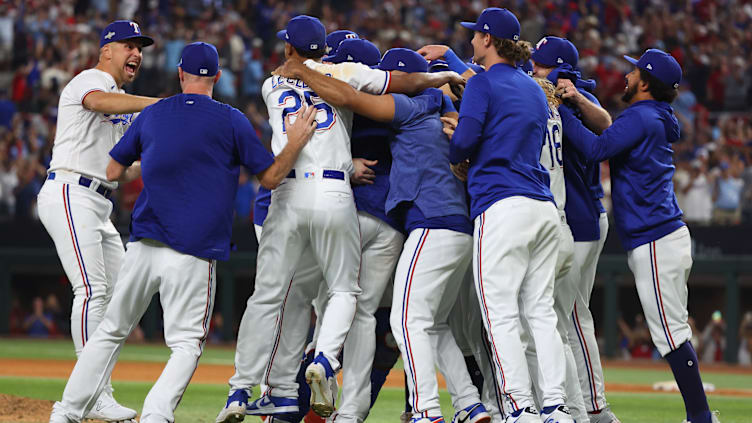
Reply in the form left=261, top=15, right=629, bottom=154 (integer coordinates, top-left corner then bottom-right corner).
left=560, top=99, right=685, bottom=250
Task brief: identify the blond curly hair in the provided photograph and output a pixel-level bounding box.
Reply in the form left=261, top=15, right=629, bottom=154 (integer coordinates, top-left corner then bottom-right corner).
left=533, top=77, right=562, bottom=108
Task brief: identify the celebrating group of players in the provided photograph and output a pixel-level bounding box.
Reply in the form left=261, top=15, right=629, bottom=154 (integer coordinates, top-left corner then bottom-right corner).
left=44, top=6, right=719, bottom=423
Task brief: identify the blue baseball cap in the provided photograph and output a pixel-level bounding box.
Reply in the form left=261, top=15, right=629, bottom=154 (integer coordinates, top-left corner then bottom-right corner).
left=460, top=8, right=520, bottom=41
left=100, top=20, right=154, bottom=48
left=532, top=36, right=578, bottom=67
left=323, top=39, right=380, bottom=66
left=326, top=30, right=359, bottom=54
left=277, top=15, right=326, bottom=53
left=623, top=49, right=682, bottom=88
left=378, top=48, right=428, bottom=74
left=178, top=42, right=219, bottom=77
left=428, top=60, right=449, bottom=73
left=520, top=60, right=533, bottom=76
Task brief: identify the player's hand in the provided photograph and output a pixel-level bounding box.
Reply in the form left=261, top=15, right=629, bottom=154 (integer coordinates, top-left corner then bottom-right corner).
left=417, top=45, right=451, bottom=61
left=285, top=103, right=317, bottom=148
left=441, top=71, right=465, bottom=99
left=450, top=160, right=470, bottom=182
left=352, top=158, right=378, bottom=185
left=273, top=59, right=306, bottom=80
left=556, top=79, right=582, bottom=104
left=441, top=116, right=458, bottom=139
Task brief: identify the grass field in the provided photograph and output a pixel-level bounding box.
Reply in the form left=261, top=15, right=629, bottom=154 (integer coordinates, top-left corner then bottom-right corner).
left=0, top=339, right=750, bottom=422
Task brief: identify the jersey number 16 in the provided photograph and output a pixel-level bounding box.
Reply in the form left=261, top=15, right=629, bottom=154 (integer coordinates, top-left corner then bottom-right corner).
left=278, top=90, right=336, bottom=133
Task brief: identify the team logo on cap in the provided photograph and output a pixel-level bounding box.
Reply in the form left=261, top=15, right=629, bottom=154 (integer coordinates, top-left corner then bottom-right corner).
left=310, top=43, right=318, bottom=50
left=129, top=22, right=140, bottom=34
left=483, top=24, right=490, bottom=30
left=536, top=38, right=547, bottom=49
left=104, top=31, right=115, bottom=39
left=646, top=63, right=653, bottom=70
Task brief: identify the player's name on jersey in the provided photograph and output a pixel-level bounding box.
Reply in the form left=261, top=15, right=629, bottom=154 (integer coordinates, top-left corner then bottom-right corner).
left=271, top=75, right=310, bottom=90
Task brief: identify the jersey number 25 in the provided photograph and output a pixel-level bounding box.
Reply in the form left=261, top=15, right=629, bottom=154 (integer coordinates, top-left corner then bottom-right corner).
left=278, top=90, right=336, bottom=133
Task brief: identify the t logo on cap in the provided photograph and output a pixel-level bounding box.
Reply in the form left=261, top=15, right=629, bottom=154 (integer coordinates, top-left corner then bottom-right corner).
left=99, top=20, right=154, bottom=48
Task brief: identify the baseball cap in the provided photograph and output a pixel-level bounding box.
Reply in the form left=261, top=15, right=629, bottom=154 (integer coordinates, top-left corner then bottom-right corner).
left=520, top=60, right=533, bottom=76
left=428, top=60, right=449, bottom=73
left=323, top=39, right=380, bottom=66
left=100, top=20, right=154, bottom=48
left=460, top=8, right=520, bottom=41
left=178, top=42, right=219, bottom=77
left=532, top=36, right=579, bottom=67
left=277, top=15, right=326, bottom=53
left=623, top=49, right=682, bottom=89
left=378, top=48, right=428, bottom=74
left=326, top=30, right=359, bottom=54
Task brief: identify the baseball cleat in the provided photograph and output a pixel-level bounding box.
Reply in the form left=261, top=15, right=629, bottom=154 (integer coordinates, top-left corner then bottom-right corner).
left=587, top=406, right=621, bottom=423
left=246, top=395, right=300, bottom=416
left=410, top=416, right=445, bottom=423
left=502, top=407, right=539, bottom=423
left=305, top=353, right=337, bottom=418
left=215, top=389, right=250, bottom=423
left=540, top=405, right=574, bottom=423
left=452, top=403, right=491, bottom=423
left=50, top=402, right=75, bottom=423
left=84, top=390, right=137, bottom=422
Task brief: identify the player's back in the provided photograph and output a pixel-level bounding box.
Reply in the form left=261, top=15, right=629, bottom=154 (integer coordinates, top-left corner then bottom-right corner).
left=49, top=69, right=134, bottom=183
left=540, top=105, right=565, bottom=211
left=262, top=60, right=389, bottom=175
left=263, top=75, right=353, bottom=174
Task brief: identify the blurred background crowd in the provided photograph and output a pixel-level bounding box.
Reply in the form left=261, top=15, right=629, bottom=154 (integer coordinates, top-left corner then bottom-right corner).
left=1, top=0, right=751, bottom=225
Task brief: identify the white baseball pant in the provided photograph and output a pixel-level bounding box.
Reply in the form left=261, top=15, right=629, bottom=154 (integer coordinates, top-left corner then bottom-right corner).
left=37, top=177, right=124, bottom=400
left=627, top=226, right=692, bottom=357
left=391, top=228, right=480, bottom=418
left=56, top=239, right=216, bottom=422
left=568, top=213, right=609, bottom=413
left=229, top=225, right=321, bottom=398
left=231, top=175, right=361, bottom=396
left=473, top=197, right=565, bottom=414
left=523, top=215, right=590, bottom=422
left=333, top=211, right=404, bottom=423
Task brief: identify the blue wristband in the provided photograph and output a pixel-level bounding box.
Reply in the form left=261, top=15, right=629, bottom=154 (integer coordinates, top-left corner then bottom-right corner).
left=444, top=49, right=470, bottom=74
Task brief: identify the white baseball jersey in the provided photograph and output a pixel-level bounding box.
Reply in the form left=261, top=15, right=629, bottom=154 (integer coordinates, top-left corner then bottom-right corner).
left=49, top=68, right=136, bottom=186
left=540, top=105, right=565, bottom=211
left=261, top=60, right=390, bottom=174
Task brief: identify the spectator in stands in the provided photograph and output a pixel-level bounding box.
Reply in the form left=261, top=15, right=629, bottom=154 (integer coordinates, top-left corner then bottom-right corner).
left=679, top=160, right=714, bottom=225
left=23, top=296, right=55, bottom=337
left=618, top=314, right=657, bottom=360
left=700, top=311, right=726, bottom=363
left=45, top=293, right=66, bottom=336
left=713, top=158, right=744, bottom=224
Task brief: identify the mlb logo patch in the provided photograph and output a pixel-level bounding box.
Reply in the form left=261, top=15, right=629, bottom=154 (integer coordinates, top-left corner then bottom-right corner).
left=310, top=43, right=318, bottom=50
left=200, top=68, right=208, bottom=75
left=304, top=172, right=315, bottom=179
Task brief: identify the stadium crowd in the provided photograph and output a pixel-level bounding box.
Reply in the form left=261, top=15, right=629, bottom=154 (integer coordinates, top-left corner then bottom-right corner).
left=0, top=0, right=751, bottom=224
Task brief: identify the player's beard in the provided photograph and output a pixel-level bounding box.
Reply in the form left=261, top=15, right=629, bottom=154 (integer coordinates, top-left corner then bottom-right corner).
left=621, top=80, right=637, bottom=103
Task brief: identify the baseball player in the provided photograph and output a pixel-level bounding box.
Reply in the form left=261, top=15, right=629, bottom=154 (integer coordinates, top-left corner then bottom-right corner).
left=448, top=8, right=573, bottom=423
left=558, top=48, right=719, bottom=423
left=529, top=36, right=618, bottom=423
left=36, top=20, right=158, bottom=422
left=49, top=42, right=316, bottom=423
left=217, top=15, right=465, bottom=422
left=280, top=47, right=490, bottom=423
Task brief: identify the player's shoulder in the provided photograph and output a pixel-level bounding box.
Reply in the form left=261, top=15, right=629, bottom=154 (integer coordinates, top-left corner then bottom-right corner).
left=67, top=68, right=114, bottom=88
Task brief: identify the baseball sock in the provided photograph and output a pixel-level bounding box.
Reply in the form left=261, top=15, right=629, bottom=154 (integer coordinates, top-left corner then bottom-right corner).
left=665, top=341, right=711, bottom=423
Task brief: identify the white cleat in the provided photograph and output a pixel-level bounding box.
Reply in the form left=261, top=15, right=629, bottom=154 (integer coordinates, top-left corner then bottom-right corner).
left=503, top=407, right=540, bottom=423
left=587, top=407, right=620, bottom=423
left=305, top=358, right=337, bottom=418
left=84, top=390, right=137, bottom=422
left=540, top=405, right=575, bottom=423
left=50, top=402, right=75, bottom=423
left=215, top=390, right=249, bottom=423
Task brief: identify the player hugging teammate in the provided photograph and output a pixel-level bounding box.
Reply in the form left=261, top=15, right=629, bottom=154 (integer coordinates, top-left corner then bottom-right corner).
left=49, top=9, right=718, bottom=423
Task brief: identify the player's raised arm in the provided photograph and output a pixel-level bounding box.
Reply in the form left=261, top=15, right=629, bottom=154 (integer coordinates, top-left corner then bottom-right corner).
left=256, top=103, right=318, bottom=189
left=83, top=91, right=160, bottom=114
left=387, top=69, right=466, bottom=96
left=278, top=59, right=396, bottom=122
left=556, top=78, right=612, bottom=134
